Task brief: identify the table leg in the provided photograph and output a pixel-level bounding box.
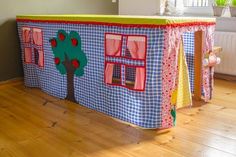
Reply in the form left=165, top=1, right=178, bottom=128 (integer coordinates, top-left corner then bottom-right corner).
left=194, top=31, right=204, bottom=101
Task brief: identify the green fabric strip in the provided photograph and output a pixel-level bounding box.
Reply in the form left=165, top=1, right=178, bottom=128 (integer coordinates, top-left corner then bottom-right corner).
left=16, top=14, right=216, bottom=25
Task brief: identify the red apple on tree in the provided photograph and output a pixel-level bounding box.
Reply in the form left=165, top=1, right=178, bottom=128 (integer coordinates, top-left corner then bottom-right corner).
left=71, top=38, right=78, bottom=46
left=54, top=57, right=60, bottom=65
left=71, top=59, right=80, bottom=68
left=59, top=33, right=66, bottom=41
left=50, top=39, right=57, bottom=47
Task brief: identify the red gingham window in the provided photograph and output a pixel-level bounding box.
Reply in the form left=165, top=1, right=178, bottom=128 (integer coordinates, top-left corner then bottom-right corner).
left=22, top=27, right=44, bottom=68
left=104, top=33, right=147, bottom=91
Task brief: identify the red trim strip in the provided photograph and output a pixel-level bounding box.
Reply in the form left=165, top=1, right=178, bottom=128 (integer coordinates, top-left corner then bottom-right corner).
left=16, top=18, right=215, bottom=28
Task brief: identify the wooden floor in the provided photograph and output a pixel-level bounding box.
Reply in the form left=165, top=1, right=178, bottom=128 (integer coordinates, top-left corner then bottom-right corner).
left=0, top=79, right=236, bottom=157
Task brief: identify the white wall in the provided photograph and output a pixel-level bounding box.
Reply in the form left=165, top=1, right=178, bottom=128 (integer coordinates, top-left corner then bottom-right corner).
left=216, top=17, right=236, bottom=32
left=0, top=0, right=118, bottom=81
left=119, top=0, right=163, bottom=15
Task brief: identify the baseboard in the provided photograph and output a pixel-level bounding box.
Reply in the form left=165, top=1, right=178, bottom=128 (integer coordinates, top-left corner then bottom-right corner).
left=0, top=77, right=23, bottom=86
left=214, top=73, right=236, bottom=81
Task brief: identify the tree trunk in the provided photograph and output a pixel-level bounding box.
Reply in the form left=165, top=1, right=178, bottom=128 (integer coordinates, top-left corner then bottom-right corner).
left=63, top=55, right=76, bottom=102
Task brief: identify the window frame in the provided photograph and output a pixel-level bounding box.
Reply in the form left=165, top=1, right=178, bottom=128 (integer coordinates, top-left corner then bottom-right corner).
left=183, top=0, right=211, bottom=7
left=176, top=0, right=214, bottom=16
left=22, top=27, right=44, bottom=68
left=104, top=33, right=147, bottom=92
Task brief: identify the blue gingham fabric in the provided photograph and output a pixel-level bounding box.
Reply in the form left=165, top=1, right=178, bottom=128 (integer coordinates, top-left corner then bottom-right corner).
left=113, top=64, right=121, bottom=81
left=106, top=57, right=145, bottom=66
left=17, top=22, right=195, bottom=128
left=126, top=67, right=136, bottom=82
left=183, top=32, right=195, bottom=93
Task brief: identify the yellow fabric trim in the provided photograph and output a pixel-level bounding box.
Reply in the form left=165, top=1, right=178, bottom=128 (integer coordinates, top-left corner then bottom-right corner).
left=171, top=89, right=178, bottom=106
left=171, top=40, right=192, bottom=108
left=16, top=14, right=215, bottom=25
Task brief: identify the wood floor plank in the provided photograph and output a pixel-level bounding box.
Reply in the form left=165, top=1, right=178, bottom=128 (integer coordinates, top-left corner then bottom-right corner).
left=0, top=79, right=236, bottom=157
left=0, top=86, right=182, bottom=157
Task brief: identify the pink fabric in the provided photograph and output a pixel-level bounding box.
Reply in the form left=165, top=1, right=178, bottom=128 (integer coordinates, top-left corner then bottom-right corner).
left=160, top=24, right=215, bottom=129
left=24, top=48, right=32, bottom=63
left=23, top=28, right=30, bottom=43
left=105, top=34, right=122, bottom=83
left=105, top=63, right=114, bottom=84
left=134, top=67, right=145, bottom=90
left=38, top=51, right=44, bottom=67
left=33, top=29, right=43, bottom=46
left=105, top=35, right=122, bottom=56
left=161, top=35, right=179, bottom=128
left=127, top=38, right=146, bottom=59
left=127, top=36, right=146, bottom=90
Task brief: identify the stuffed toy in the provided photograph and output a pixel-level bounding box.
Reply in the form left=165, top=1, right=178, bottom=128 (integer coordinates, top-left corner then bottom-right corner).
left=203, top=52, right=221, bottom=67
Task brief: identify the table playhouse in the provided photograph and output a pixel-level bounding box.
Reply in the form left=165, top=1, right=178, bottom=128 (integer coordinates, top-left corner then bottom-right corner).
left=16, top=15, right=217, bottom=129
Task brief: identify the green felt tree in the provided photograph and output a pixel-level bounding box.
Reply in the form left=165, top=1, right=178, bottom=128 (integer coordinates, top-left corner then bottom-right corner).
left=49, top=30, right=87, bottom=102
